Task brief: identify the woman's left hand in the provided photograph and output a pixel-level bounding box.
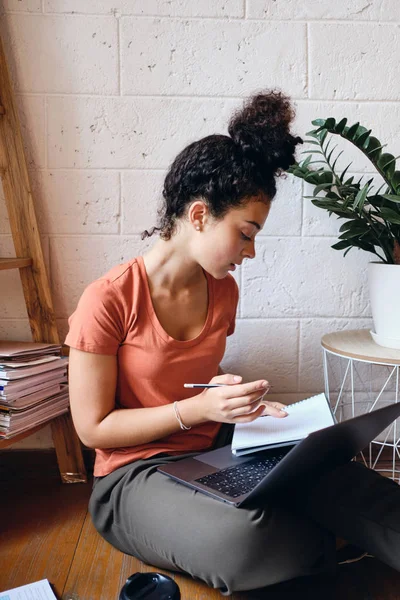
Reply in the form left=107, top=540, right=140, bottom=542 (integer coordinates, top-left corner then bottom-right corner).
left=259, top=399, right=288, bottom=418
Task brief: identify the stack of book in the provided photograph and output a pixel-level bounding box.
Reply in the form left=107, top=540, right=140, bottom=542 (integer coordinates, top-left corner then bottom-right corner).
left=0, top=341, right=70, bottom=439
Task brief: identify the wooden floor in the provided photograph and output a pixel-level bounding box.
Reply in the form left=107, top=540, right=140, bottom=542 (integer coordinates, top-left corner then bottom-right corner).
left=2, top=452, right=400, bottom=600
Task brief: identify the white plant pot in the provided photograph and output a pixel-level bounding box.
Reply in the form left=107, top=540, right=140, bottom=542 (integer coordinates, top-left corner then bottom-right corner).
left=368, top=262, right=400, bottom=349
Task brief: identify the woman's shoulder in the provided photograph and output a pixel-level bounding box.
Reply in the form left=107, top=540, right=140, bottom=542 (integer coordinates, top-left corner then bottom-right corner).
left=85, top=257, right=142, bottom=295
left=76, top=258, right=144, bottom=318
left=97, top=257, right=140, bottom=286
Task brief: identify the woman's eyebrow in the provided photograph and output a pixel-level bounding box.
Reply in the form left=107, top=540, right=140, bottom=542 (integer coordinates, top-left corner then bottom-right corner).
left=245, top=220, right=261, bottom=230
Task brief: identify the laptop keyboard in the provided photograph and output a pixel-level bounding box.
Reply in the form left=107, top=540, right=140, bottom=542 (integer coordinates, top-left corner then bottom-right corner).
left=195, top=454, right=285, bottom=498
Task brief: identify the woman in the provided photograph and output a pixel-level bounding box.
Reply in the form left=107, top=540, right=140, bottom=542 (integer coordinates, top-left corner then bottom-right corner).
left=66, top=90, right=400, bottom=595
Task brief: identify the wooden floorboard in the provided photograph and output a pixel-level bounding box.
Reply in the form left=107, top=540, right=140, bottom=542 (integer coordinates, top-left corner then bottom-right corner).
left=62, top=512, right=143, bottom=600
left=2, top=451, right=400, bottom=599
left=0, top=478, right=90, bottom=598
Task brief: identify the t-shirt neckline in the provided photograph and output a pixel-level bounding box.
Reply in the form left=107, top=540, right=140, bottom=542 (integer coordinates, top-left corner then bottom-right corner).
left=137, top=254, right=214, bottom=348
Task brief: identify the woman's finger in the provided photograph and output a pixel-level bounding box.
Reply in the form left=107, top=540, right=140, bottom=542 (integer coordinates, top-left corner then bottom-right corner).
left=232, top=404, right=266, bottom=423
left=261, top=401, right=288, bottom=418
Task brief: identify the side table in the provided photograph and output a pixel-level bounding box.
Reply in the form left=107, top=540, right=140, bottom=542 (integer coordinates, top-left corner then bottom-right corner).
left=321, top=329, right=400, bottom=481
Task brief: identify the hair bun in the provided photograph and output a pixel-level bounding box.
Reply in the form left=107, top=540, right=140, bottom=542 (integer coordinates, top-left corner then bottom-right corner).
left=228, top=90, right=303, bottom=173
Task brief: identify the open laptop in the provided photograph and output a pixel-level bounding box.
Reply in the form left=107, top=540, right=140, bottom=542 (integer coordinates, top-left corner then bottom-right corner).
left=158, top=401, right=400, bottom=507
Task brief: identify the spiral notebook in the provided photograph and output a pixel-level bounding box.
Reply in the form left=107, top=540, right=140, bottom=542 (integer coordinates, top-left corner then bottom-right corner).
left=231, top=393, right=336, bottom=456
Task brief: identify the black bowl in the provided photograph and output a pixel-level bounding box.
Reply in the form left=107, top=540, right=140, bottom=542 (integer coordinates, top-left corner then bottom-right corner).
left=119, top=572, right=180, bottom=600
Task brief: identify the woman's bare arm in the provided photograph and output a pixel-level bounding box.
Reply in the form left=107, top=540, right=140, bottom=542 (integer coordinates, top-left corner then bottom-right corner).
left=68, top=348, right=205, bottom=449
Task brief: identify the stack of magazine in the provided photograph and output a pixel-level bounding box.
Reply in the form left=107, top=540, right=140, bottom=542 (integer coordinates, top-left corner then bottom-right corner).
left=0, top=341, right=70, bottom=439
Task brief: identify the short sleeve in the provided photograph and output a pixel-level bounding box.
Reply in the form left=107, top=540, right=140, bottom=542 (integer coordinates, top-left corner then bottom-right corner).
left=65, top=279, right=127, bottom=355
left=227, top=278, right=239, bottom=336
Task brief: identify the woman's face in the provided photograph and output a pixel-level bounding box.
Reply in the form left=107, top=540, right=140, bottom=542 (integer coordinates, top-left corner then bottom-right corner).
left=195, top=199, right=271, bottom=279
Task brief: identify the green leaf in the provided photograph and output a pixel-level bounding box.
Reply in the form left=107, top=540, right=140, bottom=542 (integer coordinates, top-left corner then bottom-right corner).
left=313, top=182, right=335, bottom=195
left=378, top=153, right=397, bottom=178
left=327, top=144, right=338, bottom=164
left=356, top=129, right=372, bottom=148
left=319, top=130, right=328, bottom=144
left=366, top=136, right=385, bottom=159
left=300, top=155, right=313, bottom=168
left=335, top=118, right=347, bottom=134
left=300, top=150, right=324, bottom=155
left=331, top=240, right=353, bottom=250
left=345, top=122, right=360, bottom=139
left=381, top=194, right=400, bottom=204
left=312, top=119, right=326, bottom=127
left=324, top=117, right=336, bottom=130
left=353, top=183, right=369, bottom=211
left=338, top=221, right=370, bottom=239
left=321, top=171, right=334, bottom=184
left=391, top=170, right=400, bottom=191
left=339, top=220, right=361, bottom=233
left=340, top=162, right=353, bottom=184
left=355, top=125, right=369, bottom=137
left=332, top=150, right=344, bottom=171
left=305, top=130, right=321, bottom=138
left=380, top=207, right=400, bottom=224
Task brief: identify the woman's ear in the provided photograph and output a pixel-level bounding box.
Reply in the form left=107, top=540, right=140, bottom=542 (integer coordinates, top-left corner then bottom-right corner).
left=188, top=200, right=209, bottom=231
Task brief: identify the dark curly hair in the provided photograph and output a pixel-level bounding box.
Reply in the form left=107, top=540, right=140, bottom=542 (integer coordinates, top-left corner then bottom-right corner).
left=141, top=89, right=303, bottom=241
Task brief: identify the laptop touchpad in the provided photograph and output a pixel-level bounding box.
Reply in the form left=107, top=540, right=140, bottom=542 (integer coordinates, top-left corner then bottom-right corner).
left=196, top=445, right=251, bottom=468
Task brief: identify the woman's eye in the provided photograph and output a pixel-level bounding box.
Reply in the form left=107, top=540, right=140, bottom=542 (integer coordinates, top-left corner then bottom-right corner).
left=241, top=233, right=252, bottom=241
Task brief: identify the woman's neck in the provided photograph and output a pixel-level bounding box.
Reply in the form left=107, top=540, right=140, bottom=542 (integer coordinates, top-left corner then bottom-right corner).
left=142, top=238, right=205, bottom=295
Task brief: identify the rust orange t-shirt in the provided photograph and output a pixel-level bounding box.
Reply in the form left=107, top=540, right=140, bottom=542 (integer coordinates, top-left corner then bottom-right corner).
left=65, top=255, right=239, bottom=476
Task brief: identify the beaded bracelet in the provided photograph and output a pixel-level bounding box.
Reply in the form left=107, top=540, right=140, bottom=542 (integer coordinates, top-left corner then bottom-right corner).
left=173, top=401, right=192, bottom=431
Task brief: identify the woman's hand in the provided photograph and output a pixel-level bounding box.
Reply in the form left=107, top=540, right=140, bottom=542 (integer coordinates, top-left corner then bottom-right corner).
left=197, top=373, right=288, bottom=424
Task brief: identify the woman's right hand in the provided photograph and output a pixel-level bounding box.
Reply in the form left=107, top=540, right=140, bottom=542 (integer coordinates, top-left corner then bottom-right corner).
left=197, top=373, right=284, bottom=424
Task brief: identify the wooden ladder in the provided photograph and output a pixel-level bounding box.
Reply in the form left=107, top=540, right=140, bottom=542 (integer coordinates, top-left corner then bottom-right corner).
left=0, top=32, right=86, bottom=483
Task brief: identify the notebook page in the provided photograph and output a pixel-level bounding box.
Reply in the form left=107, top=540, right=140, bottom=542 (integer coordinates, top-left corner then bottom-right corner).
left=232, top=393, right=334, bottom=452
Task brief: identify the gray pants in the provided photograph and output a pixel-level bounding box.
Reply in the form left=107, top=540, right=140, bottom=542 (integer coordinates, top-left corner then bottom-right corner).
left=89, top=427, right=400, bottom=595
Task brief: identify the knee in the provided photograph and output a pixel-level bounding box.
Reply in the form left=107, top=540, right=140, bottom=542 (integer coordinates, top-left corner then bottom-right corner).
left=204, top=512, right=277, bottom=592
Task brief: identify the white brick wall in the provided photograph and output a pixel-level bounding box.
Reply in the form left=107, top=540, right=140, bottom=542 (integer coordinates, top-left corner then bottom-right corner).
left=3, top=0, right=397, bottom=448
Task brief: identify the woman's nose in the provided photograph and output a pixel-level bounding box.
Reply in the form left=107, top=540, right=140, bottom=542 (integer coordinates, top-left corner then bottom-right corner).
left=243, top=240, right=256, bottom=260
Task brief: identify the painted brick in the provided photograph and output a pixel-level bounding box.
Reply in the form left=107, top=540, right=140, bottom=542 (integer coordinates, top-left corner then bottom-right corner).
left=44, top=0, right=244, bottom=17
left=246, top=0, right=400, bottom=21
left=223, top=318, right=299, bottom=391
left=50, top=236, right=153, bottom=318
left=32, top=170, right=120, bottom=234
left=241, top=237, right=371, bottom=318
left=262, top=175, right=302, bottom=237
left=299, top=317, right=373, bottom=392
left=122, top=170, right=165, bottom=235
left=47, top=96, right=239, bottom=169
left=2, top=0, right=42, bottom=12
left=121, top=19, right=307, bottom=97
left=0, top=320, right=32, bottom=341
left=2, top=14, right=118, bottom=94
left=309, top=23, right=400, bottom=100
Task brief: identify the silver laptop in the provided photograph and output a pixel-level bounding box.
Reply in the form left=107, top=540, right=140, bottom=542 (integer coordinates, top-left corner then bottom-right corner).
left=158, top=401, right=400, bottom=507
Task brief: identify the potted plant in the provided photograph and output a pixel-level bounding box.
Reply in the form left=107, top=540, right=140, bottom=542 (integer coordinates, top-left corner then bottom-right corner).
left=288, top=118, right=400, bottom=349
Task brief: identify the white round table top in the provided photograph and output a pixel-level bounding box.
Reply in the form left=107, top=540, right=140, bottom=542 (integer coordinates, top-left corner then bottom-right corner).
left=321, top=329, right=400, bottom=365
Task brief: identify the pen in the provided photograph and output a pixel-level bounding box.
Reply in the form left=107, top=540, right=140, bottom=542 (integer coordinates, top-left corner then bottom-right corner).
left=184, top=383, right=227, bottom=388
left=183, top=383, right=274, bottom=389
